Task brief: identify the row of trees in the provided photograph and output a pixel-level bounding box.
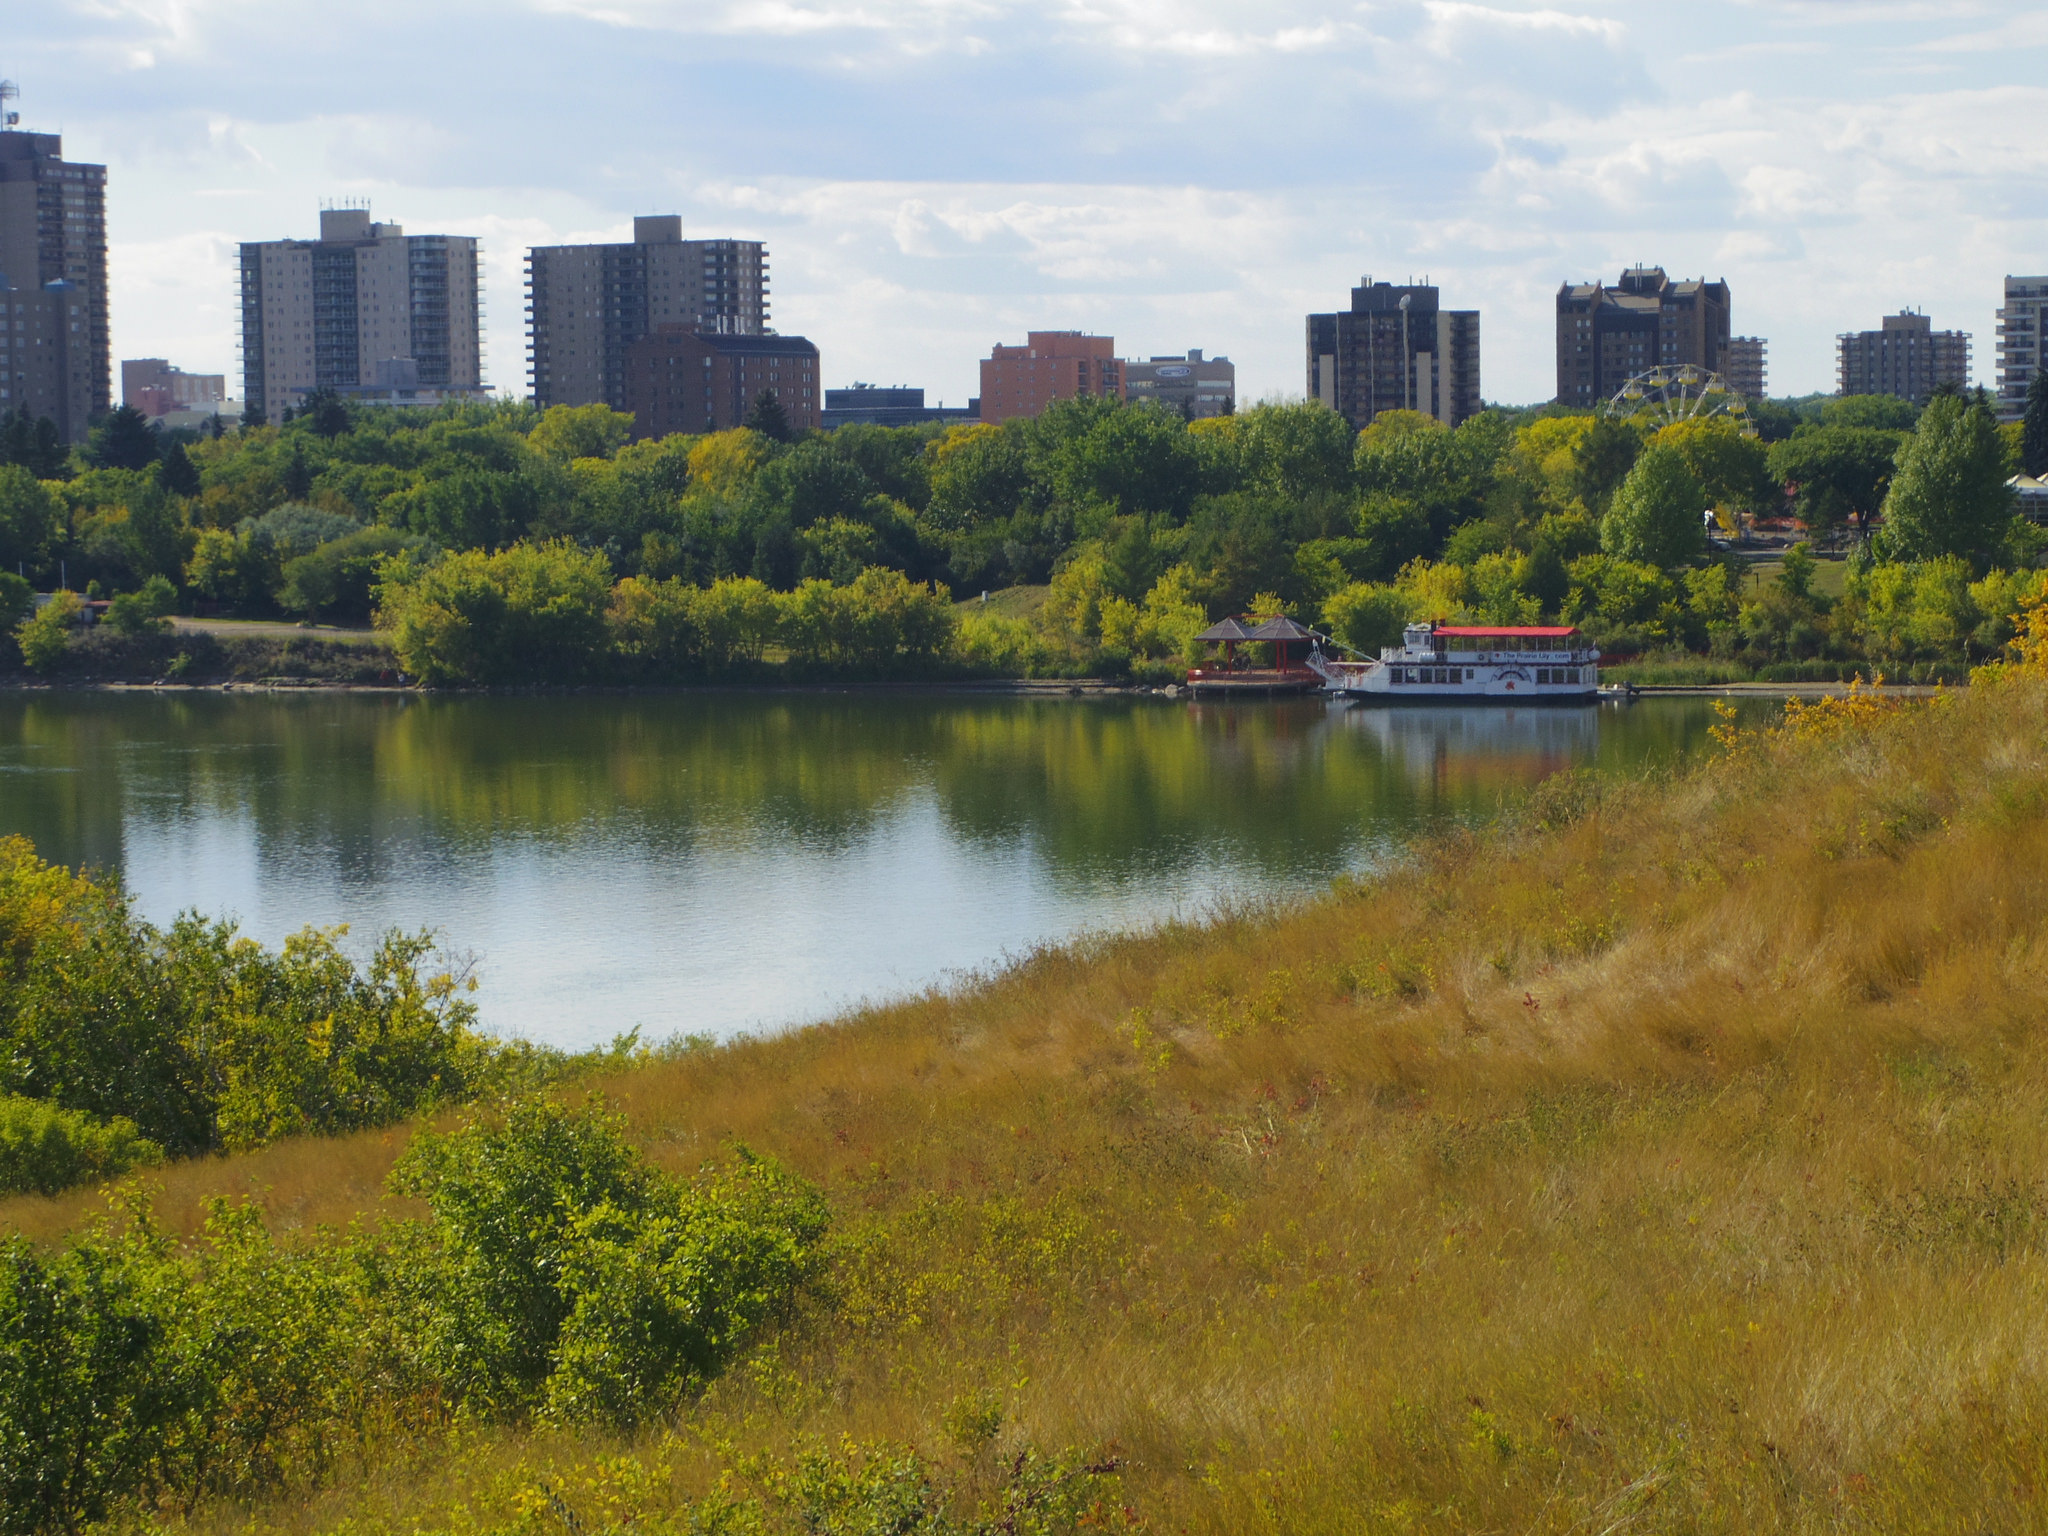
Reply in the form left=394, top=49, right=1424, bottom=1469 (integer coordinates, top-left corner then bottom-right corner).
left=2, top=377, right=2043, bottom=681
left=373, top=542, right=960, bottom=685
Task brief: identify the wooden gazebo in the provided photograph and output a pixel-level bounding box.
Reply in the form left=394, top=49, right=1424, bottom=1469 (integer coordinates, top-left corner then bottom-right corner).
left=1186, top=614, right=1321, bottom=698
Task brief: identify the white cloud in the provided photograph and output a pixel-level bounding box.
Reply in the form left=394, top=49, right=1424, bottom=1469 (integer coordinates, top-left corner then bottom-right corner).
left=18, top=0, right=2048, bottom=403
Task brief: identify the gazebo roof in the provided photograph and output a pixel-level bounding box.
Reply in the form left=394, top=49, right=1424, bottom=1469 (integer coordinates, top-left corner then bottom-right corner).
left=1194, top=617, right=1255, bottom=642
left=1247, top=615, right=1316, bottom=642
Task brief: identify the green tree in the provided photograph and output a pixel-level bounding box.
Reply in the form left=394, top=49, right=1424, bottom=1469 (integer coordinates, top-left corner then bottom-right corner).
left=1600, top=443, right=1707, bottom=568
left=1877, top=393, right=2016, bottom=564
left=745, top=391, right=793, bottom=444
left=278, top=527, right=424, bottom=624
left=2022, top=371, right=2048, bottom=478
left=1766, top=426, right=1902, bottom=541
left=1234, top=402, right=1357, bottom=503
left=89, top=405, right=160, bottom=473
left=0, top=574, right=28, bottom=634
left=1568, top=415, right=1642, bottom=516
left=105, top=575, right=177, bottom=635
left=157, top=440, right=202, bottom=498
left=1824, top=394, right=1920, bottom=432
left=0, top=466, right=62, bottom=578
left=528, top=403, right=634, bottom=463
left=374, top=540, right=614, bottom=685
left=302, top=389, right=351, bottom=439
left=925, top=423, right=1029, bottom=532
left=13, top=593, right=79, bottom=672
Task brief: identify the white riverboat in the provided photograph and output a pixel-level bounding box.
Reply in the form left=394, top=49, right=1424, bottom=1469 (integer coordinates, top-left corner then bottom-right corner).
left=1310, top=622, right=1600, bottom=703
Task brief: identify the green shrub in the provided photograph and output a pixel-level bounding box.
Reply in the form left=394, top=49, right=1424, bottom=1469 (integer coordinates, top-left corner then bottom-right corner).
left=374, top=539, right=613, bottom=686
left=0, top=835, right=525, bottom=1156
left=0, top=1097, right=162, bottom=1196
left=13, top=592, right=78, bottom=672
left=389, top=1098, right=828, bottom=1424
left=104, top=574, right=177, bottom=636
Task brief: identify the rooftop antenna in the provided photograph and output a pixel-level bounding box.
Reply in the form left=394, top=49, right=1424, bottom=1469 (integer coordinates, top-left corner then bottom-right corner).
left=0, top=81, right=20, bottom=131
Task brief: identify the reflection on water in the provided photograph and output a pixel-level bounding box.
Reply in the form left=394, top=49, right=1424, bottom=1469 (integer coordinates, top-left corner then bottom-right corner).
left=0, top=691, right=1776, bottom=1047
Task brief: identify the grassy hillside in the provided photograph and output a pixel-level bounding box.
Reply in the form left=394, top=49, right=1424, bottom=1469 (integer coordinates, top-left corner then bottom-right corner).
left=14, top=672, right=2048, bottom=1533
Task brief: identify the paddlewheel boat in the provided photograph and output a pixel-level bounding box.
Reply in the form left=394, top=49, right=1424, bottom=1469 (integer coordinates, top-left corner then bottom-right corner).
left=1309, top=622, right=1600, bottom=703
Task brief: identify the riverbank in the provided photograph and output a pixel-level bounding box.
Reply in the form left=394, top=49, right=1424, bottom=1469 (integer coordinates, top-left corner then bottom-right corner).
left=8, top=673, right=2046, bottom=1533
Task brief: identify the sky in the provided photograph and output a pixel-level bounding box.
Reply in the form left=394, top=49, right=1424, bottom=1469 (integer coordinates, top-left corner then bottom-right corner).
left=11, top=0, right=2048, bottom=409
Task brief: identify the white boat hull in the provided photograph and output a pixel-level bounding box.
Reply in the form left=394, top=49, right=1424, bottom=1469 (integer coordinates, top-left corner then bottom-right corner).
left=1312, top=657, right=1599, bottom=703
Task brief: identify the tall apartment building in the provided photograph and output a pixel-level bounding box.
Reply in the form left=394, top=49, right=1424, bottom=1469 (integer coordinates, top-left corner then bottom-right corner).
left=1724, top=336, right=1767, bottom=401
left=978, top=332, right=1121, bottom=424
left=0, top=116, right=108, bottom=441
left=528, top=217, right=767, bottom=411
left=238, top=208, right=482, bottom=425
left=1124, top=349, right=1235, bottom=419
left=621, top=325, right=819, bottom=439
left=1555, top=267, right=1731, bottom=408
left=1836, top=311, right=1970, bottom=402
left=1307, top=280, right=1481, bottom=428
left=1996, top=276, right=2047, bottom=421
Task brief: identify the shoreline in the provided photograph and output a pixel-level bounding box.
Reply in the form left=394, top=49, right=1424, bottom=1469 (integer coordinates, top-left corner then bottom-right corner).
left=0, top=674, right=1955, bottom=700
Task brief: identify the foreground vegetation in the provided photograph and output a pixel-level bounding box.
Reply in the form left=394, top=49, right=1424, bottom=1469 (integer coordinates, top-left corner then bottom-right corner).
left=9, top=621, right=2048, bottom=1530
left=0, top=835, right=610, bottom=1189
left=4, top=384, right=2046, bottom=686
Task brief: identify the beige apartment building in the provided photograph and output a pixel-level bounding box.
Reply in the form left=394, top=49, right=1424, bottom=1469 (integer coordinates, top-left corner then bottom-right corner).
left=528, top=217, right=767, bottom=411
left=1997, top=276, right=2048, bottom=421
left=238, top=208, right=483, bottom=425
left=1836, top=311, right=1970, bottom=402
left=978, top=332, right=1121, bottom=424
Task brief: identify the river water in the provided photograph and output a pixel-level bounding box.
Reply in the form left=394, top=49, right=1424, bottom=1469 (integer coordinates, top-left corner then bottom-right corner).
left=0, top=691, right=1771, bottom=1048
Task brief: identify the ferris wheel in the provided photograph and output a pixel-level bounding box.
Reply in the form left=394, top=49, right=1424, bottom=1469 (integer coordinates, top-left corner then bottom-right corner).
left=1604, top=366, right=1757, bottom=438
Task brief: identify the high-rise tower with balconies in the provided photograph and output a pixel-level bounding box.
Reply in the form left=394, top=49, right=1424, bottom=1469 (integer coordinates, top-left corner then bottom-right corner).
left=0, top=92, right=108, bottom=442
left=1997, top=276, right=2047, bottom=422
left=527, top=217, right=769, bottom=410
left=238, top=207, right=483, bottom=424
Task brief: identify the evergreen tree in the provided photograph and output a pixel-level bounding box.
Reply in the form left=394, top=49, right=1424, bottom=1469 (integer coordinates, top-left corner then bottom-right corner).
left=241, top=400, right=267, bottom=430
left=304, top=388, right=351, bottom=439
left=89, top=405, right=161, bottom=472
left=26, top=416, right=67, bottom=480
left=158, top=440, right=202, bottom=498
left=282, top=441, right=314, bottom=501
left=744, top=391, right=792, bottom=444
left=2023, top=371, right=2048, bottom=478
left=1878, top=393, right=2015, bottom=565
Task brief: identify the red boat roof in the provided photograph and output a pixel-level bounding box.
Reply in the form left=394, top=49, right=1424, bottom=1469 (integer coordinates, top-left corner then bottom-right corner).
left=1432, top=625, right=1578, bottom=638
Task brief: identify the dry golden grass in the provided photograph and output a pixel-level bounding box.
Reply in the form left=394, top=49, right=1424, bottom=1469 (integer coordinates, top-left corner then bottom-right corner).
left=35, top=677, right=2048, bottom=1533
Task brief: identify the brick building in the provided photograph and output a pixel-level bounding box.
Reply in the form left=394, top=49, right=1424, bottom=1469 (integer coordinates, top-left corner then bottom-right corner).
left=621, top=325, right=819, bottom=439
left=977, top=332, right=1121, bottom=423
left=1556, top=267, right=1731, bottom=408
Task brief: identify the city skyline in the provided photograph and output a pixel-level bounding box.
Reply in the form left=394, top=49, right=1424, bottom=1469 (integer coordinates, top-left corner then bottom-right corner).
left=10, top=1, right=2048, bottom=409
